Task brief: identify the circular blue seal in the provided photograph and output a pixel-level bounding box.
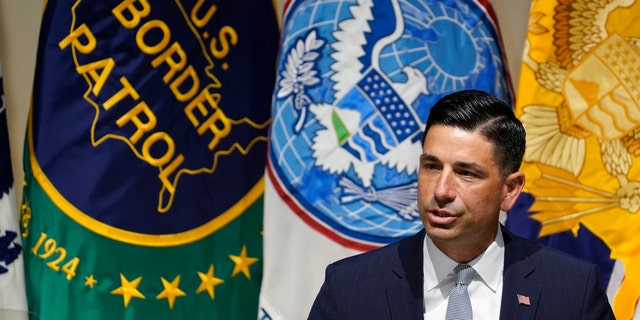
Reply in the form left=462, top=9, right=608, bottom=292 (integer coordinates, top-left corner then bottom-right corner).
left=268, top=0, right=512, bottom=248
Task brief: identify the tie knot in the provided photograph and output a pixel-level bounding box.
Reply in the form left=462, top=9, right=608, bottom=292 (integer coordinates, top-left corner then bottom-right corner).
left=454, top=264, right=474, bottom=285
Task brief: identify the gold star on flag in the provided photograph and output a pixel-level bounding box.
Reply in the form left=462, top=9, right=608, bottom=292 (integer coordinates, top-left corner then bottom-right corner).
left=156, top=275, right=186, bottom=309
left=84, top=274, right=97, bottom=288
left=196, top=264, right=224, bottom=299
left=110, top=274, right=145, bottom=308
left=229, top=245, right=258, bottom=279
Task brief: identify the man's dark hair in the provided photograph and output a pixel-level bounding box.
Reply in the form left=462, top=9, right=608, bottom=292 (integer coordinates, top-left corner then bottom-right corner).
left=422, top=90, right=526, bottom=177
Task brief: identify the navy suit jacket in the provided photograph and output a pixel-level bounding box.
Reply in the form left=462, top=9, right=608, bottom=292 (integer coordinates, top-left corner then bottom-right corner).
left=308, top=228, right=615, bottom=319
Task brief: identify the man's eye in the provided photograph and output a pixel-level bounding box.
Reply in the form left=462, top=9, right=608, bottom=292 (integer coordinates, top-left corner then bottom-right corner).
left=458, top=170, right=476, bottom=178
left=422, top=163, right=438, bottom=170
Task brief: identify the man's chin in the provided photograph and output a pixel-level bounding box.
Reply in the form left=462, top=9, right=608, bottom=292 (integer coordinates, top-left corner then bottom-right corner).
left=425, top=224, right=457, bottom=242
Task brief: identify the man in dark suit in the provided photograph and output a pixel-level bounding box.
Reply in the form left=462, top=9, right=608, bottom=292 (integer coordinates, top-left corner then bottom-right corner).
left=308, top=90, right=615, bottom=319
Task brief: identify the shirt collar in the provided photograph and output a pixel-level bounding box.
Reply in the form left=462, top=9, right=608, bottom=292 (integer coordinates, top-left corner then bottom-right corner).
left=423, top=224, right=505, bottom=292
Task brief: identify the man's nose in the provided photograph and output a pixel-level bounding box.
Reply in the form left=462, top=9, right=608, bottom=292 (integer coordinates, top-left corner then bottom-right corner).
left=433, top=170, right=455, bottom=205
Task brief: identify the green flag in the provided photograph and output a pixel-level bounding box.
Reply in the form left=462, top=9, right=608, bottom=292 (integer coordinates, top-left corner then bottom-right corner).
left=21, top=1, right=278, bottom=319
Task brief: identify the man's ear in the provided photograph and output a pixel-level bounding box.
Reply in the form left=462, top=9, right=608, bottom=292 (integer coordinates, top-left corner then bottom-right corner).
left=500, top=171, right=525, bottom=212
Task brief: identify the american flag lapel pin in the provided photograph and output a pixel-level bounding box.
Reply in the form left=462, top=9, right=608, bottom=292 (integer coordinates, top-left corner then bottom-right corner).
left=517, top=294, right=531, bottom=306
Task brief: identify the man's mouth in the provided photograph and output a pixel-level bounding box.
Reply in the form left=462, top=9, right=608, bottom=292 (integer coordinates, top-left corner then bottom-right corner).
left=428, top=210, right=457, bottom=224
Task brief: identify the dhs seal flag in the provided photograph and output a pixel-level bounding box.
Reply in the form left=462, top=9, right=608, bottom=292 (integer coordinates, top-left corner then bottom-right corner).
left=22, top=0, right=278, bottom=319
left=259, top=0, right=513, bottom=318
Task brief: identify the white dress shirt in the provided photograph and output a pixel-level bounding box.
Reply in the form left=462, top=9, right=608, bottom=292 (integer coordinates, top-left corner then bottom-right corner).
left=423, top=225, right=505, bottom=319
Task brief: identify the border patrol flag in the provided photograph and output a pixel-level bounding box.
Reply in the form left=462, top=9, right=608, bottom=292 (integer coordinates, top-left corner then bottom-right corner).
left=259, top=0, right=513, bottom=318
left=0, top=62, right=29, bottom=320
left=21, top=1, right=278, bottom=319
left=508, top=0, right=640, bottom=319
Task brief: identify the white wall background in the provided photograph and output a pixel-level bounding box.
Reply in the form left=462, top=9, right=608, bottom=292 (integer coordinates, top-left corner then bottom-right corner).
left=0, top=0, right=530, bottom=202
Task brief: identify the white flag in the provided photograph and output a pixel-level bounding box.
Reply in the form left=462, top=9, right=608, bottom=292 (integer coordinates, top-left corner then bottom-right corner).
left=0, top=63, right=29, bottom=320
left=259, top=0, right=513, bottom=318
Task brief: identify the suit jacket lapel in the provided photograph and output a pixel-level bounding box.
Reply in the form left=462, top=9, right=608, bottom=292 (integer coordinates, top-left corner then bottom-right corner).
left=397, top=228, right=543, bottom=319
left=387, top=230, right=425, bottom=319
left=500, top=228, right=540, bottom=320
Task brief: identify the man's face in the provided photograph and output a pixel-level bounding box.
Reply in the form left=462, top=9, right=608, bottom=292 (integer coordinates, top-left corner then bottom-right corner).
left=418, top=125, right=523, bottom=261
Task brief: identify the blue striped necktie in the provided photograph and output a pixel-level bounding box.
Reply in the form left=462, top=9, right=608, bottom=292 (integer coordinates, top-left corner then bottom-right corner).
left=446, top=264, right=475, bottom=320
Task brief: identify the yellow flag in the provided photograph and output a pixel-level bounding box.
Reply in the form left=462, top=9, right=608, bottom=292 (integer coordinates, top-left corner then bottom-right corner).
left=515, top=1, right=640, bottom=318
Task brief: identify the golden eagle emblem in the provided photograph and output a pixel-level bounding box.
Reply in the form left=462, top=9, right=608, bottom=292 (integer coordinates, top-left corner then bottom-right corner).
left=517, top=0, right=640, bottom=318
